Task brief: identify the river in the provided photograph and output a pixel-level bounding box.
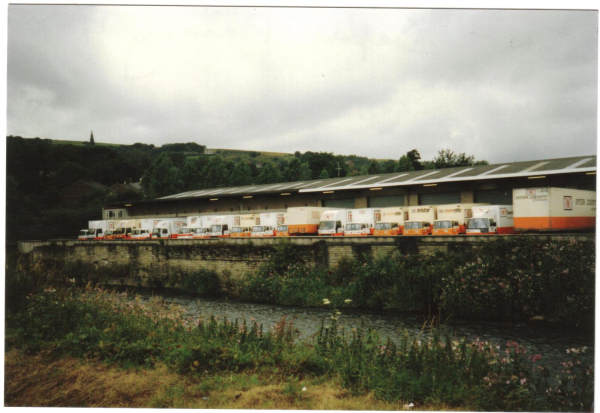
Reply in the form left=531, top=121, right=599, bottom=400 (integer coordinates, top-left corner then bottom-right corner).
left=129, top=288, right=594, bottom=377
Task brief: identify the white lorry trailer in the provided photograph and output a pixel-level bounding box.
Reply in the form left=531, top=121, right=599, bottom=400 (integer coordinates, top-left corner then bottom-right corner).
left=114, top=219, right=142, bottom=240
left=512, top=187, right=596, bottom=232
left=466, top=205, right=515, bottom=234
left=131, top=218, right=160, bottom=240
left=318, top=209, right=348, bottom=236
left=151, top=218, right=187, bottom=239
left=78, top=220, right=114, bottom=240
left=207, top=215, right=235, bottom=238
left=178, top=216, right=209, bottom=239
left=277, top=207, right=327, bottom=236
left=344, top=208, right=377, bottom=236
left=432, top=203, right=489, bottom=236
left=373, top=207, right=408, bottom=236
left=231, top=214, right=258, bottom=238
left=251, top=212, right=282, bottom=237
left=404, top=206, right=437, bottom=236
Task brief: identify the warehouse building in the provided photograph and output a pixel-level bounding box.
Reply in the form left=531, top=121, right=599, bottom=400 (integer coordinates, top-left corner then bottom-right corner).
left=105, top=155, right=597, bottom=219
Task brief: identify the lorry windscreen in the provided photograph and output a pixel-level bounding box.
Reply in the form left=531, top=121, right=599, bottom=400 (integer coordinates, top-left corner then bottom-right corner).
left=467, top=218, right=489, bottom=229
left=79, top=230, right=88, bottom=236
left=277, top=225, right=288, bottom=232
left=133, top=229, right=141, bottom=235
left=152, top=228, right=161, bottom=236
left=319, top=221, right=335, bottom=230
left=434, top=221, right=453, bottom=229
left=210, top=225, right=222, bottom=233
left=346, top=223, right=362, bottom=231
left=231, top=227, right=243, bottom=233
left=375, top=223, right=391, bottom=230
left=405, top=222, right=422, bottom=229
left=179, top=227, right=189, bottom=234
left=252, top=226, right=264, bottom=232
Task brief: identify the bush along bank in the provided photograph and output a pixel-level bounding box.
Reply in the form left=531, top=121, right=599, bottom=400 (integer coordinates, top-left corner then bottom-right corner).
left=231, top=238, right=595, bottom=327
left=5, top=281, right=593, bottom=411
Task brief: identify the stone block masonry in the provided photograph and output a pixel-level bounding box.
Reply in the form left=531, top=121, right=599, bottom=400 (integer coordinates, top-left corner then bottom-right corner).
left=18, top=234, right=594, bottom=288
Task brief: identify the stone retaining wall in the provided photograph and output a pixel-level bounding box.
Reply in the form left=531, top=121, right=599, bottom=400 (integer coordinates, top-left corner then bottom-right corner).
left=17, top=234, right=594, bottom=287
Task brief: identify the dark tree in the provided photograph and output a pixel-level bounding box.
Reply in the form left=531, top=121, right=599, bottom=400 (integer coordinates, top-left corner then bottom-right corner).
left=432, top=149, right=488, bottom=169
left=229, top=161, right=254, bottom=186
left=396, top=155, right=415, bottom=172
left=367, top=160, right=382, bottom=175
left=256, top=162, right=283, bottom=185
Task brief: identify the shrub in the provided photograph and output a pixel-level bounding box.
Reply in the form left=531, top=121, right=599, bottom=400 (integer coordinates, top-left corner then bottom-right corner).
left=180, top=269, right=221, bottom=296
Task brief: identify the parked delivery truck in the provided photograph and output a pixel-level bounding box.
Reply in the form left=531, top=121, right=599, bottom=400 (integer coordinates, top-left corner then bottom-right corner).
left=207, top=215, right=234, bottom=238
left=466, top=205, right=515, bottom=234
left=318, top=209, right=347, bottom=236
left=432, top=203, right=489, bottom=235
left=278, top=207, right=327, bottom=236
left=78, top=220, right=114, bottom=240
left=251, top=212, right=282, bottom=237
left=344, top=208, right=377, bottom=236
left=152, top=218, right=187, bottom=239
left=231, top=214, right=258, bottom=238
left=373, top=207, right=408, bottom=236
left=114, top=219, right=142, bottom=240
left=404, top=206, right=437, bottom=236
left=512, top=187, right=596, bottom=232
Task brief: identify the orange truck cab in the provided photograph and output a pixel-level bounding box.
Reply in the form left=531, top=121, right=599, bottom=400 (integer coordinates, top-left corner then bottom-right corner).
left=403, top=205, right=437, bottom=236
left=373, top=221, right=401, bottom=236
left=373, top=207, right=407, bottom=236
left=403, top=221, right=433, bottom=235
left=432, top=220, right=461, bottom=235
left=432, top=203, right=490, bottom=236
left=230, top=226, right=252, bottom=237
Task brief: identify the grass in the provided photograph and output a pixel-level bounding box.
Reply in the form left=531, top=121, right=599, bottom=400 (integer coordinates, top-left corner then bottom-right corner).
left=5, top=349, right=439, bottom=410
left=4, top=279, right=593, bottom=411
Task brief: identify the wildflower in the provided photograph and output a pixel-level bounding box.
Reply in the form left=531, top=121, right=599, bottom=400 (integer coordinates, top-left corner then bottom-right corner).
left=302, top=387, right=307, bottom=392
left=322, top=298, right=331, bottom=305
left=335, top=311, right=341, bottom=316
left=344, top=299, right=352, bottom=304
left=403, top=403, right=415, bottom=409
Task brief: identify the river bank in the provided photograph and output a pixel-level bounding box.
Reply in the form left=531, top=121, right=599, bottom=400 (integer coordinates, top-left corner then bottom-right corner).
left=5, top=282, right=593, bottom=411
left=4, top=349, right=445, bottom=410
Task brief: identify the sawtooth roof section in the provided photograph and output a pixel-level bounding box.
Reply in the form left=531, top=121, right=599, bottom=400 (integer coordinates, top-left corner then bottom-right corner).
left=156, top=155, right=596, bottom=201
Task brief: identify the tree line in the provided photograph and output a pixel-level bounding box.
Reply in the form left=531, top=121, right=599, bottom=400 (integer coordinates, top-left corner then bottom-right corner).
left=6, top=135, right=487, bottom=239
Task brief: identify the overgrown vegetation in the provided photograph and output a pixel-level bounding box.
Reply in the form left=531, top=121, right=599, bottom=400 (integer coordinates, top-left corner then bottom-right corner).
left=232, top=238, right=595, bottom=326
left=4, top=266, right=593, bottom=410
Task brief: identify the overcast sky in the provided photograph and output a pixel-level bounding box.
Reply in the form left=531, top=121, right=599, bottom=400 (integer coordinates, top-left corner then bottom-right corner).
left=7, top=5, right=598, bottom=163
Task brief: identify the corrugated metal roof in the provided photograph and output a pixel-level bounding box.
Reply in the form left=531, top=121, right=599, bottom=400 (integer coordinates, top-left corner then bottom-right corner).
left=157, top=155, right=596, bottom=201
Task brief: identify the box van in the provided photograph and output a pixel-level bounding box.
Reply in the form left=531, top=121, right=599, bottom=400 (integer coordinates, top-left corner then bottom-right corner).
left=344, top=208, right=377, bottom=236
left=131, top=218, right=160, bottom=240
left=318, top=210, right=347, bottom=236
left=432, top=203, right=489, bottom=235
left=373, top=207, right=407, bottom=236
left=466, top=205, right=515, bottom=234
left=404, top=206, right=437, bottom=236
left=251, top=212, right=283, bottom=237
left=278, top=207, right=327, bottom=236
left=207, top=216, right=234, bottom=238
left=151, top=218, right=187, bottom=239
left=513, top=187, right=596, bottom=231
left=231, top=214, right=257, bottom=238
left=114, top=219, right=141, bottom=240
